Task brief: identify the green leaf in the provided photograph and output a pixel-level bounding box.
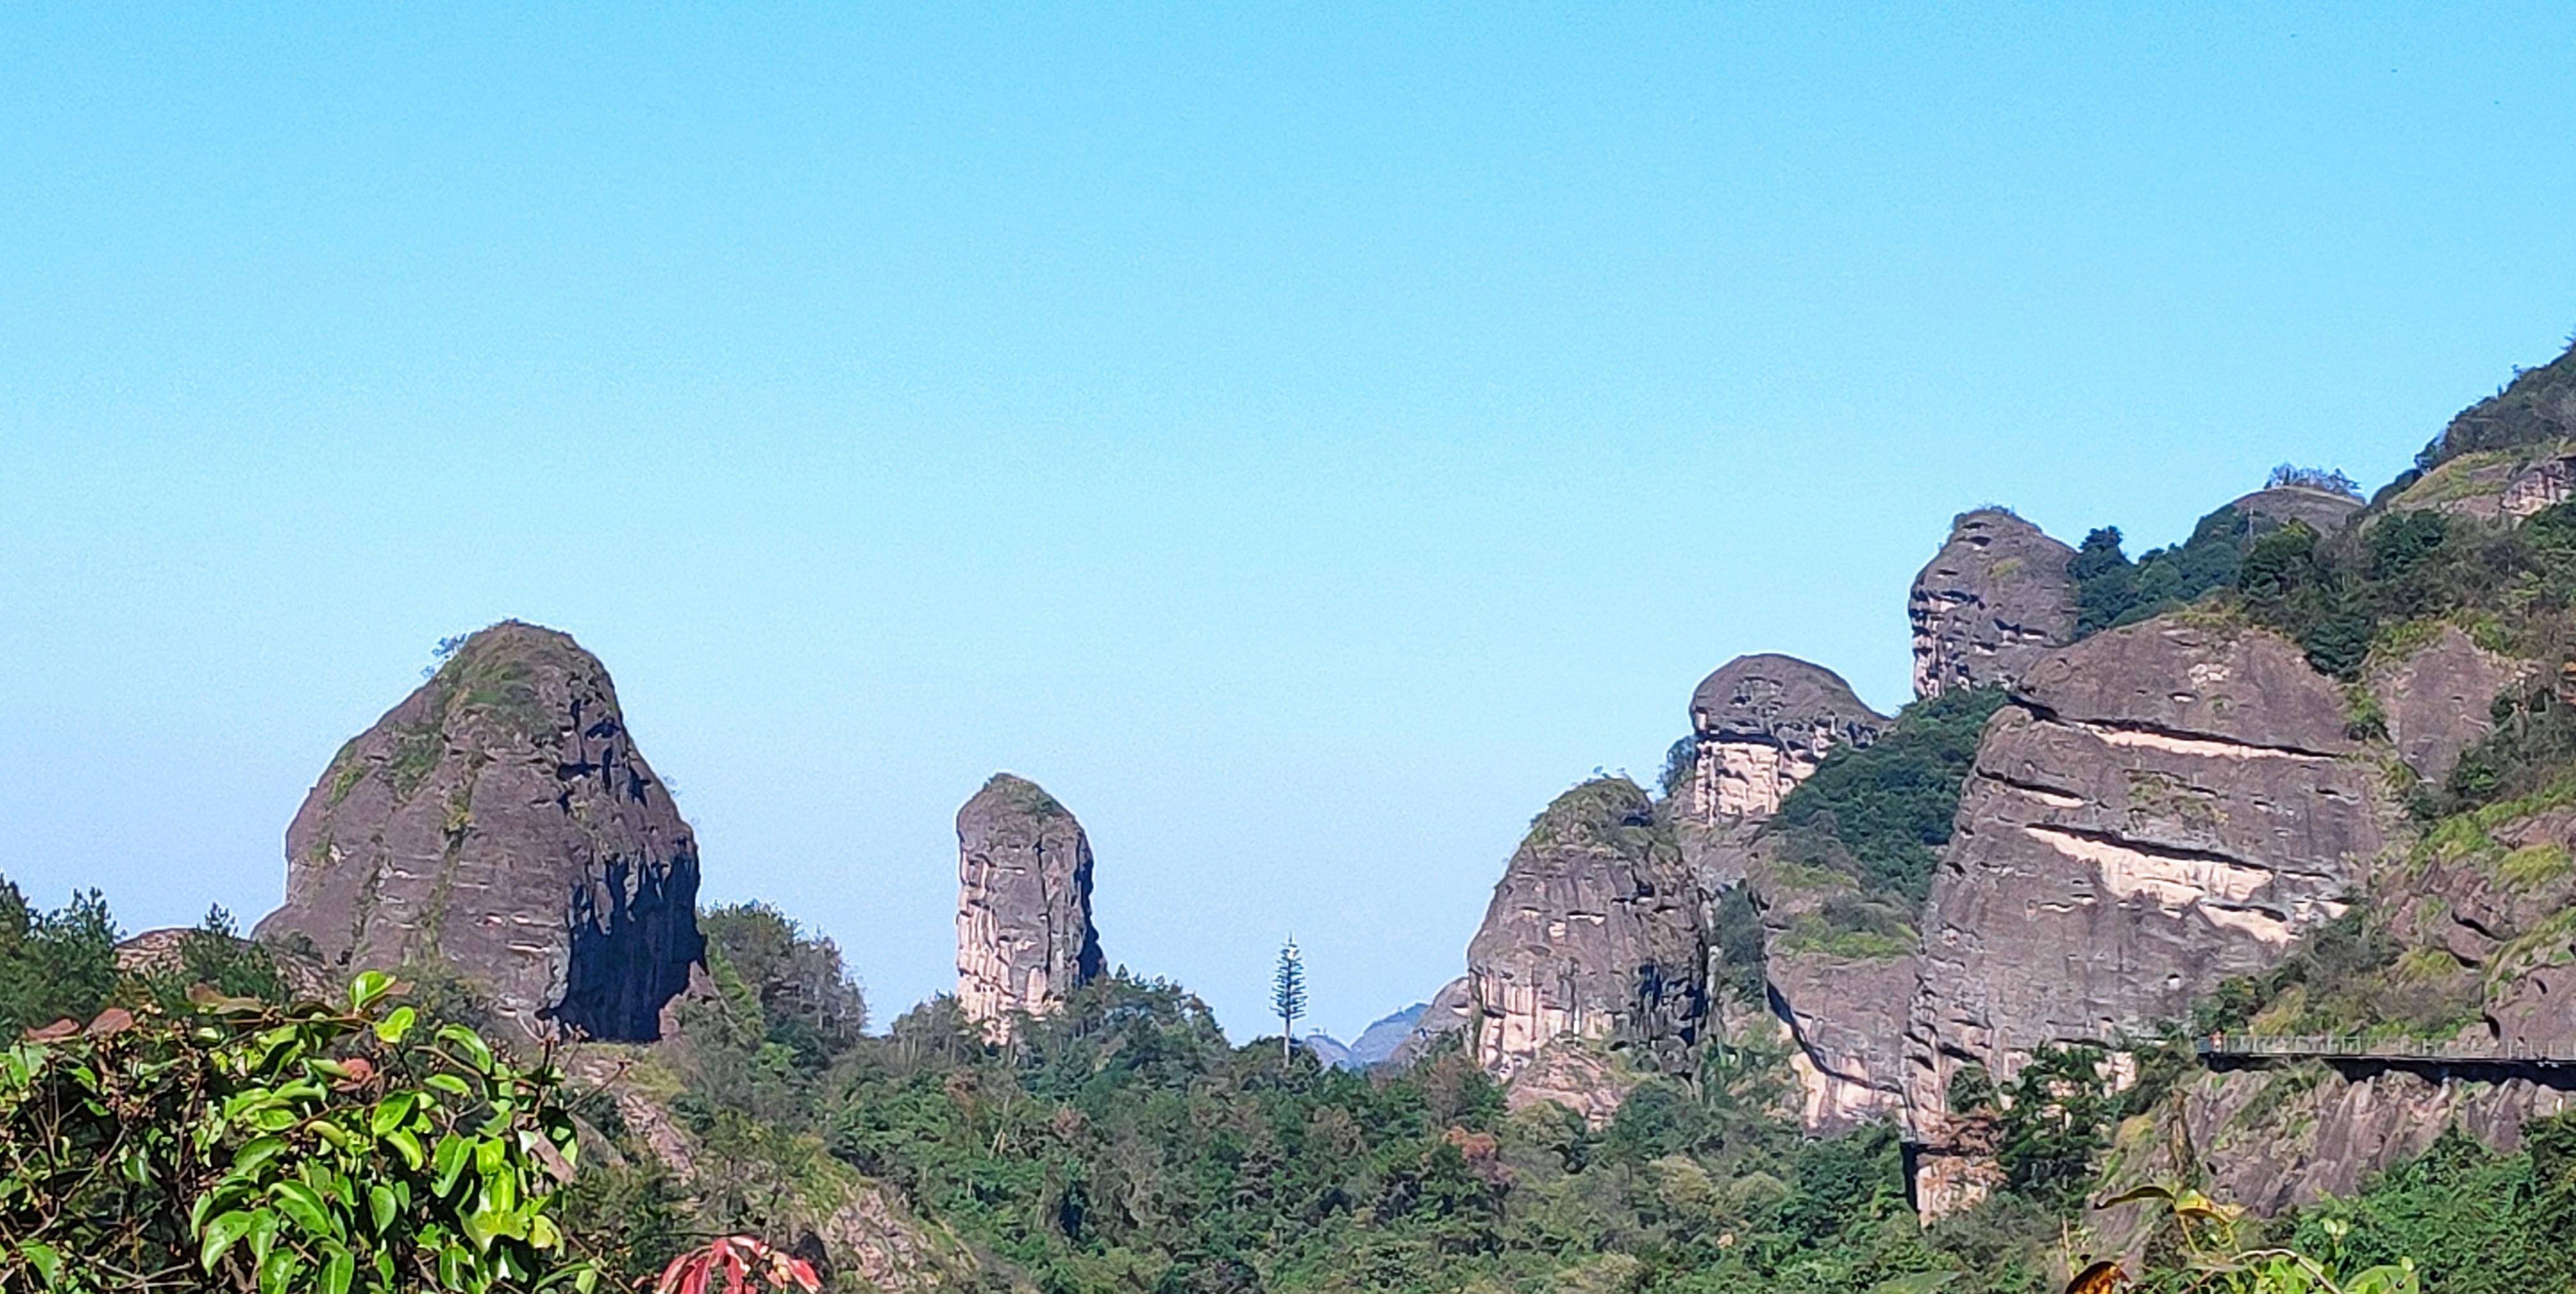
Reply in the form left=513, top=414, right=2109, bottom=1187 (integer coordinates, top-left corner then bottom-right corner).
left=270, top=1178, right=335, bottom=1240
left=233, top=1134, right=290, bottom=1177
left=369, top=1183, right=397, bottom=1233
left=425, top=1072, right=472, bottom=1098
left=321, top=1245, right=355, bottom=1294
left=256, top=1244, right=299, bottom=1294
left=434, top=1133, right=474, bottom=1196
left=373, top=1005, right=417, bottom=1044
left=18, top=1242, right=63, bottom=1288
left=374, top=1251, right=396, bottom=1288
left=350, top=970, right=394, bottom=1012
left=247, top=1207, right=280, bottom=1267
left=385, top=1127, right=425, bottom=1171
left=371, top=1092, right=416, bottom=1138
left=201, top=1209, right=257, bottom=1272
left=436, top=1023, right=496, bottom=1073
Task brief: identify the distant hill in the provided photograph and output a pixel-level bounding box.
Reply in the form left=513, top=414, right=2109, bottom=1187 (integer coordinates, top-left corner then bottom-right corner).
left=1303, top=1000, right=1431, bottom=1070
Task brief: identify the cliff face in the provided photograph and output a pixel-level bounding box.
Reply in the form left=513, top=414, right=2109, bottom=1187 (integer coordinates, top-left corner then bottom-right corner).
left=1903, top=618, right=2393, bottom=1215
left=1754, top=862, right=1917, bottom=1130
left=1682, top=654, right=1889, bottom=891
left=1910, top=510, right=2079, bottom=700
left=1685, top=655, right=1888, bottom=829
left=1466, top=778, right=1701, bottom=1082
left=256, top=622, right=704, bottom=1042
left=954, top=773, right=1103, bottom=1038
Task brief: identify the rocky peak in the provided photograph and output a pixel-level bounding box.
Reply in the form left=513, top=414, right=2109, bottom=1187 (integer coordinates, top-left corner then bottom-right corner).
left=954, top=773, right=1103, bottom=1038
left=2428, top=340, right=2576, bottom=466
left=2228, top=485, right=2363, bottom=537
left=1910, top=508, right=2080, bottom=699
left=1685, top=654, right=1889, bottom=829
left=256, top=621, right=704, bottom=1042
left=1385, top=975, right=1475, bottom=1069
left=1903, top=616, right=2391, bottom=1217
left=1466, top=777, right=1701, bottom=1082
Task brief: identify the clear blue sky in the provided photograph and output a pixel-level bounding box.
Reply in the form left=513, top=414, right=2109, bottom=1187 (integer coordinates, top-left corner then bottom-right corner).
left=4, top=5, right=2573, bottom=1040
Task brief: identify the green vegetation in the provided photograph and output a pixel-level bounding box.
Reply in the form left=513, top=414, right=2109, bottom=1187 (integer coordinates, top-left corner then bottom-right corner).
left=2285, top=1118, right=2576, bottom=1294
left=1772, top=685, right=2007, bottom=908
left=2225, top=499, right=2576, bottom=681
left=2412, top=340, right=2576, bottom=468
left=0, top=879, right=119, bottom=1036
left=0, top=971, right=590, bottom=1293
left=2188, top=910, right=2479, bottom=1045
left=2071, top=506, right=2252, bottom=636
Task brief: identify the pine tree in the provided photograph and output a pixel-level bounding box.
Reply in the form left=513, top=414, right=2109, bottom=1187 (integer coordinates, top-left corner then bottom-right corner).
left=1273, top=936, right=1307, bottom=1061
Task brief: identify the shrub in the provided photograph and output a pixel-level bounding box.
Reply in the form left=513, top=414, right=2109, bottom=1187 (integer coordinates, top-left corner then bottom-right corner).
left=0, top=972, right=594, bottom=1293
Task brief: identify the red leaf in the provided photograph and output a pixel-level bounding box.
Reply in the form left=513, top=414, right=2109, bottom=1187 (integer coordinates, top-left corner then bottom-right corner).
left=24, top=1018, right=79, bottom=1042
left=85, top=1007, right=135, bottom=1039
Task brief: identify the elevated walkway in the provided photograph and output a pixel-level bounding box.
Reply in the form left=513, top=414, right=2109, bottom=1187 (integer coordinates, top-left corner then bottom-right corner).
left=2196, top=1033, right=2576, bottom=1068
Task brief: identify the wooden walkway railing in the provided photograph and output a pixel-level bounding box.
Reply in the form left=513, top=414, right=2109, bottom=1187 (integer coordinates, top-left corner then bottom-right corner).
left=2195, top=1034, right=2576, bottom=1066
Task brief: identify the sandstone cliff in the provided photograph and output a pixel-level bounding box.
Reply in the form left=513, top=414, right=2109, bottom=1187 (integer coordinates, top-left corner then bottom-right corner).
left=1903, top=617, right=2393, bottom=1215
left=1679, top=647, right=1892, bottom=975
left=954, top=773, right=1104, bottom=1038
left=256, top=622, right=704, bottom=1042
left=1682, top=655, right=1888, bottom=853
left=1748, top=846, right=1919, bottom=1132
left=1466, top=777, right=1701, bottom=1082
left=1910, top=509, right=2080, bottom=699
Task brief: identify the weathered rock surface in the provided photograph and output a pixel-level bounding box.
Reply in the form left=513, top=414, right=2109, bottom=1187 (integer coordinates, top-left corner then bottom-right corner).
left=1756, top=882, right=1917, bottom=1131
left=116, top=927, right=332, bottom=1000
left=2388, top=441, right=2576, bottom=521
left=562, top=1046, right=1003, bottom=1292
left=256, top=622, right=704, bottom=1042
left=1679, top=654, right=1890, bottom=899
left=1503, top=1042, right=1635, bottom=1128
left=1684, top=655, right=1887, bottom=830
left=2366, top=624, right=2527, bottom=786
left=1386, top=975, right=1475, bottom=1069
left=1467, top=778, right=1702, bottom=1081
left=2229, top=485, right=2363, bottom=537
left=955, top=773, right=1103, bottom=1038
left=1910, top=509, right=2080, bottom=699
left=1903, top=618, right=2393, bottom=1216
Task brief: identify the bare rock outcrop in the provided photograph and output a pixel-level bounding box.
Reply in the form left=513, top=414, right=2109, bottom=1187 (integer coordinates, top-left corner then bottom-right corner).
left=955, top=773, right=1103, bottom=1038
left=1903, top=618, right=2393, bottom=1216
left=2229, top=485, right=2363, bottom=537
left=1502, top=1042, right=1636, bottom=1127
left=1467, top=777, right=1701, bottom=1082
left=256, top=622, right=704, bottom=1042
left=1684, top=655, right=1887, bottom=830
left=1910, top=510, right=2080, bottom=699
left=1680, top=655, right=1889, bottom=889
left=2366, top=624, right=2528, bottom=786
left=1386, top=976, right=1475, bottom=1069
left=116, top=927, right=332, bottom=1000
left=1752, top=862, right=1917, bottom=1132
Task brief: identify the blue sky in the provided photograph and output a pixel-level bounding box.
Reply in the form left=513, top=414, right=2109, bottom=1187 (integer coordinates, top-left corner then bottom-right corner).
left=4, top=4, right=2573, bottom=1040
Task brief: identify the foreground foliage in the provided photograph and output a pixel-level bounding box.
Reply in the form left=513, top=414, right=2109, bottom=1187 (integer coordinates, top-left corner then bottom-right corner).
left=0, top=967, right=591, bottom=1293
